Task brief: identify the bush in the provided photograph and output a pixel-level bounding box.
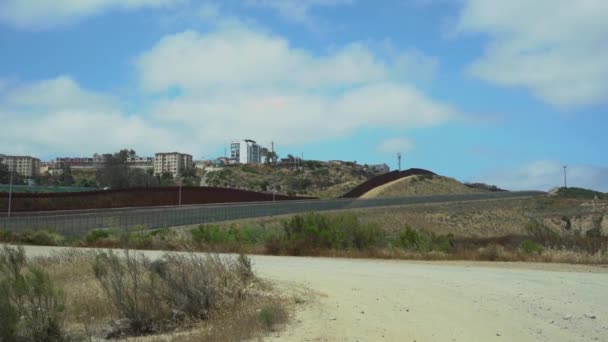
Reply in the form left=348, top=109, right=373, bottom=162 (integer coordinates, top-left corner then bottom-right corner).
left=521, top=240, right=544, bottom=255
left=269, top=212, right=384, bottom=255
left=396, top=227, right=453, bottom=253
left=237, top=254, right=254, bottom=281
left=93, top=249, right=254, bottom=337
left=258, top=302, right=288, bottom=331
left=191, top=225, right=236, bottom=244
left=0, top=246, right=66, bottom=341
left=85, top=229, right=111, bottom=244
left=21, top=230, right=64, bottom=246
left=92, top=250, right=160, bottom=335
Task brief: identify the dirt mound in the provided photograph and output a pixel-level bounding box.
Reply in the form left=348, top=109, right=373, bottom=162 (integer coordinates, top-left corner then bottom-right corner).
left=360, top=174, right=486, bottom=199
left=341, top=168, right=436, bottom=198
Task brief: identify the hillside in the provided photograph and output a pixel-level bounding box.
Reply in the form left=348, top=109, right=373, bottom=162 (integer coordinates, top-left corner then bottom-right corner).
left=552, top=187, right=608, bottom=199
left=202, top=161, right=385, bottom=198
left=360, top=174, right=487, bottom=199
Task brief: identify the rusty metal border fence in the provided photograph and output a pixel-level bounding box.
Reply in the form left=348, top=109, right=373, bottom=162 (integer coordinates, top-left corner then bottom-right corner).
left=1, top=191, right=544, bottom=237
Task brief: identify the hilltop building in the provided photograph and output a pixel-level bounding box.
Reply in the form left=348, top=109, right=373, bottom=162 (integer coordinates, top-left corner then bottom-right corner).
left=0, top=155, right=41, bottom=178
left=55, top=153, right=153, bottom=169
left=230, top=140, right=262, bottom=164
left=154, top=152, right=193, bottom=177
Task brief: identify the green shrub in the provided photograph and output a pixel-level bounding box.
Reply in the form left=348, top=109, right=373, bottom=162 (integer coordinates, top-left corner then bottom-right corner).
left=0, top=281, right=19, bottom=342
left=0, top=246, right=66, bottom=341
left=395, top=227, right=454, bottom=253
left=120, top=226, right=154, bottom=249
left=521, top=240, right=544, bottom=254
left=0, top=230, right=15, bottom=243
left=85, top=229, right=111, bottom=244
left=257, top=302, right=288, bottom=331
left=20, top=230, right=64, bottom=246
left=191, top=224, right=271, bottom=246
left=191, top=225, right=236, bottom=244
left=266, top=213, right=384, bottom=255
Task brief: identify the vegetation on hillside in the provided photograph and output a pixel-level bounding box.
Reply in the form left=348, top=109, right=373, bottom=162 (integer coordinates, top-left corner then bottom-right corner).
left=360, top=174, right=486, bottom=198
left=555, top=187, right=607, bottom=199
left=203, top=161, right=383, bottom=197
left=3, top=200, right=607, bottom=264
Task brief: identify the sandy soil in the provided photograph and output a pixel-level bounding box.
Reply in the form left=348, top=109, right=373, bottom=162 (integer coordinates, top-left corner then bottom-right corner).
left=19, top=246, right=608, bottom=342
left=360, top=175, right=483, bottom=199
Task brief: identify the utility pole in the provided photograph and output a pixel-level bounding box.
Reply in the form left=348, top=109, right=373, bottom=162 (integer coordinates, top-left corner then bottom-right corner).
left=563, top=165, right=567, bottom=189
left=178, top=179, right=182, bottom=206
left=7, top=164, right=14, bottom=219
left=397, top=152, right=402, bottom=171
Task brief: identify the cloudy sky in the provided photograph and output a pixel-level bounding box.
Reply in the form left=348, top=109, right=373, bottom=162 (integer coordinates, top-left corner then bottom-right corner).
left=1, top=0, right=606, bottom=191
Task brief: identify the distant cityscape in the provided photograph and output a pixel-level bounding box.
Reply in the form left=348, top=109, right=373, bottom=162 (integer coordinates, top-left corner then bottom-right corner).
left=0, top=139, right=390, bottom=181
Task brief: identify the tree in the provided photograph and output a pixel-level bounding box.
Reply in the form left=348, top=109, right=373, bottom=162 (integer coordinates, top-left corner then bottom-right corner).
left=96, top=149, right=157, bottom=188
left=0, top=163, right=9, bottom=184
left=0, top=164, right=23, bottom=185
left=160, top=172, right=175, bottom=186
left=265, top=151, right=278, bottom=165
left=57, top=165, right=74, bottom=186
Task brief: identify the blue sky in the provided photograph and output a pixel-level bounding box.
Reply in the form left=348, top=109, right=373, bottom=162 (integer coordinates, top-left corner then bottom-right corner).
left=0, top=0, right=607, bottom=191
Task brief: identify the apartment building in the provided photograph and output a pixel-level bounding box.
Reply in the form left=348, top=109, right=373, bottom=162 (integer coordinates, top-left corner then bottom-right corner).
left=0, top=155, right=41, bottom=178
left=230, top=139, right=262, bottom=164
left=154, top=152, right=193, bottom=177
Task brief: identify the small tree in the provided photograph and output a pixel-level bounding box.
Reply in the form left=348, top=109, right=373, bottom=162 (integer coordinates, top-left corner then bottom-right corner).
left=57, top=164, right=74, bottom=186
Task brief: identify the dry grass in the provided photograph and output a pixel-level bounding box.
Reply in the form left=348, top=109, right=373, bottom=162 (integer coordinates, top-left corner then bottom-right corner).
left=312, top=246, right=608, bottom=265
left=360, top=174, right=485, bottom=199
left=25, top=249, right=290, bottom=341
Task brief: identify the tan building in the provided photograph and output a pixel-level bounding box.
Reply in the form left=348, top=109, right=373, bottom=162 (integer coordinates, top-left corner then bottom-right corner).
left=0, top=155, right=41, bottom=178
left=154, top=152, right=193, bottom=177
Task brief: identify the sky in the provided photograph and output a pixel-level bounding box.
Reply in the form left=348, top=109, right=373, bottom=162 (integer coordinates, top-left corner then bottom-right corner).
left=0, top=0, right=607, bottom=191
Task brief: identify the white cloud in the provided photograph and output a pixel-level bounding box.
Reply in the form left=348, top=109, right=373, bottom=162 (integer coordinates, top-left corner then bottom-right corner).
left=456, top=0, right=608, bottom=109
left=136, top=26, right=455, bottom=146
left=1, top=23, right=453, bottom=159
left=377, top=137, right=415, bottom=154
left=243, top=0, right=354, bottom=28
left=476, top=161, right=608, bottom=192
left=137, top=28, right=386, bottom=92
left=0, top=76, right=188, bottom=157
left=0, top=0, right=184, bottom=29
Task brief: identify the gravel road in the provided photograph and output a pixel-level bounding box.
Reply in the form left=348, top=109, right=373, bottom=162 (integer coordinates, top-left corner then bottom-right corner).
left=19, top=246, right=608, bottom=341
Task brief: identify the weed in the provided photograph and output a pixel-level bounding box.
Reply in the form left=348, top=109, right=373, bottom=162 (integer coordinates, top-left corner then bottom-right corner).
left=521, top=240, right=544, bottom=254
left=237, top=254, right=254, bottom=281
left=258, top=302, right=288, bottom=331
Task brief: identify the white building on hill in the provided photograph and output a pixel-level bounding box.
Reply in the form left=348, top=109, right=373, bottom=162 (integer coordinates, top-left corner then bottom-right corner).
left=230, top=140, right=262, bottom=164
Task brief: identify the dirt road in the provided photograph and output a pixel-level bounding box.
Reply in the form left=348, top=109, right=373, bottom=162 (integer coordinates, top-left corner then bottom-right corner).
left=20, top=246, right=608, bottom=341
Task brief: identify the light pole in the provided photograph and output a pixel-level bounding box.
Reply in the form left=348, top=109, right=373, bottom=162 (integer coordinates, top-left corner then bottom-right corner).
left=7, top=165, right=14, bottom=218
left=397, top=152, right=402, bottom=171
left=178, top=176, right=182, bottom=207
left=563, top=165, right=567, bottom=189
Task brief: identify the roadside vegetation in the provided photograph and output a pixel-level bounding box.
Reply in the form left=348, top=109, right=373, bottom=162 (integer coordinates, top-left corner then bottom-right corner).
left=555, top=186, right=608, bottom=199
left=0, top=245, right=288, bottom=341
left=2, top=210, right=607, bottom=264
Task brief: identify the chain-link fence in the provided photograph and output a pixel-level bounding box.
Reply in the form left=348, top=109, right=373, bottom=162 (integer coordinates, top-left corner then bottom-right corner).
left=1, top=191, right=544, bottom=237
